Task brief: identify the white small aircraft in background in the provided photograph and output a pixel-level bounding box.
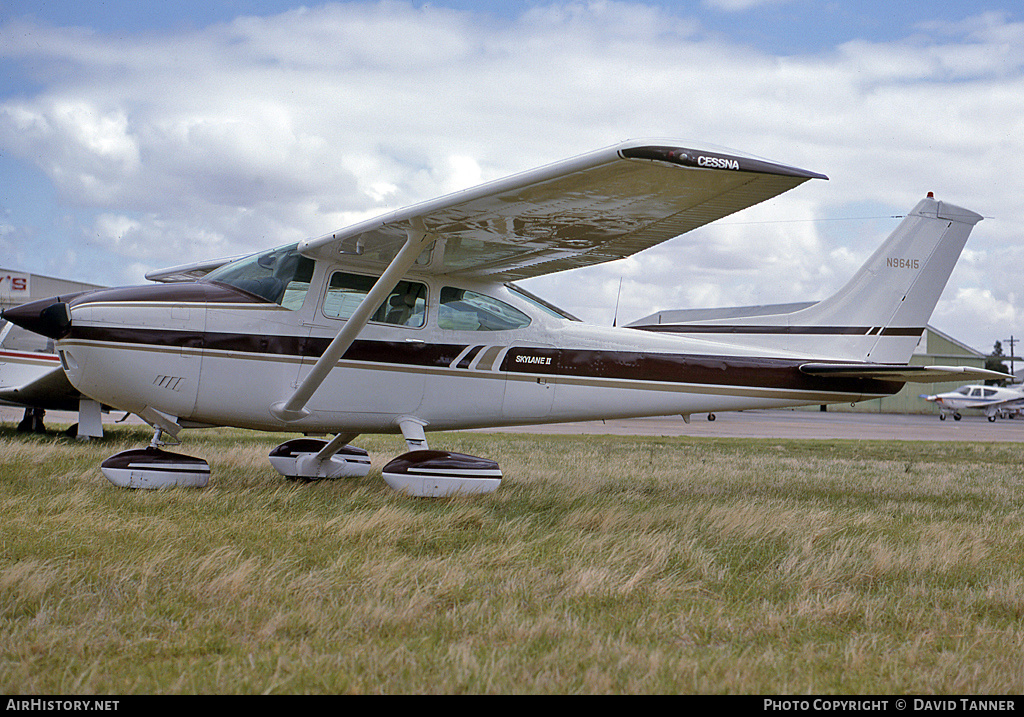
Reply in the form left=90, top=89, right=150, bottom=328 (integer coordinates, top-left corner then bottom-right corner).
left=0, top=319, right=105, bottom=437
left=1, top=139, right=1009, bottom=495
left=921, top=384, right=1024, bottom=421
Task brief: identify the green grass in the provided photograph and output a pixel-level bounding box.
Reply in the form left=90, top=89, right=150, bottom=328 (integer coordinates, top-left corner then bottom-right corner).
left=1, top=422, right=1023, bottom=693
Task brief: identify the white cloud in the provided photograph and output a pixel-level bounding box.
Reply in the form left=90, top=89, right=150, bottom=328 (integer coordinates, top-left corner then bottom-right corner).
left=932, top=287, right=1018, bottom=354
left=0, top=2, right=1022, bottom=351
left=701, top=0, right=791, bottom=12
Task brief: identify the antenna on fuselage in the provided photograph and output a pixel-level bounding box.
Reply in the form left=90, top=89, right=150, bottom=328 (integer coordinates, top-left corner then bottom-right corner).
left=612, top=277, right=623, bottom=327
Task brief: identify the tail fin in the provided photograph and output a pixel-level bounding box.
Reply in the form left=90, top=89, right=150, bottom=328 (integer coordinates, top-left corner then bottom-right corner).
left=629, top=195, right=982, bottom=364
left=789, top=194, right=981, bottom=362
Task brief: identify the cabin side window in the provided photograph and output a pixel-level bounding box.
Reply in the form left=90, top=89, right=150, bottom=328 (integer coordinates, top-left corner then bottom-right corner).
left=438, top=287, right=531, bottom=331
left=322, top=272, right=427, bottom=328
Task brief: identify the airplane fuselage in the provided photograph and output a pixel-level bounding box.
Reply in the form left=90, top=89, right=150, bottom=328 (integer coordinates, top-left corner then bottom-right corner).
left=52, top=258, right=899, bottom=437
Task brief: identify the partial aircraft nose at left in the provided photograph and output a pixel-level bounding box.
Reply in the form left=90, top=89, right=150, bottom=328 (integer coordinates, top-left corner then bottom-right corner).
left=1, top=294, right=83, bottom=340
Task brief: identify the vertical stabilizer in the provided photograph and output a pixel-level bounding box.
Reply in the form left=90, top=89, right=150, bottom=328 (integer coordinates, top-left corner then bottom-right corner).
left=628, top=195, right=983, bottom=365
left=786, top=195, right=982, bottom=362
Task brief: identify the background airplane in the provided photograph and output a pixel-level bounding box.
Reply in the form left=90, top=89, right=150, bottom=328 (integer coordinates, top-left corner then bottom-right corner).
left=921, top=384, right=1024, bottom=421
left=2, top=269, right=107, bottom=437
left=0, top=319, right=105, bottom=437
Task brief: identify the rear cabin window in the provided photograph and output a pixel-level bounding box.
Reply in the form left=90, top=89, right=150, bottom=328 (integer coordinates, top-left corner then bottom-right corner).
left=438, top=287, right=531, bottom=331
left=322, top=273, right=427, bottom=328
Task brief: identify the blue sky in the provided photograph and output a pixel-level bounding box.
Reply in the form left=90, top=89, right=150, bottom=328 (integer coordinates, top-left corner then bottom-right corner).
left=1, top=0, right=1022, bottom=351
left=6, top=0, right=1018, bottom=53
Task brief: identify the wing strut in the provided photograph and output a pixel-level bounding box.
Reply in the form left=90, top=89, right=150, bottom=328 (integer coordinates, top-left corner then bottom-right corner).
left=270, top=221, right=434, bottom=422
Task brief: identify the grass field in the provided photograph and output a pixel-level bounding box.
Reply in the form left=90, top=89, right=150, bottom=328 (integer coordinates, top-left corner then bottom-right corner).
left=1, top=421, right=1023, bottom=694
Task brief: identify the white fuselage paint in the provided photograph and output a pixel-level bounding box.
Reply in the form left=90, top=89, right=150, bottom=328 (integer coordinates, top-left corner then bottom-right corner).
left=56, top=272, right=885, bottom=437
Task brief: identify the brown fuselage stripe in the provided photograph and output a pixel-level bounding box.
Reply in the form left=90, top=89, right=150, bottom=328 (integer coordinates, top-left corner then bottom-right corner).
left=67, top=325, right=903, bottom=396
left=633, top=325, right=924, bottom=337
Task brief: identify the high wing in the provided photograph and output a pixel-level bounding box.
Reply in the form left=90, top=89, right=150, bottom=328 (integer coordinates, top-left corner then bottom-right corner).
left=799, top=364, right=1012, bottom=383
left=298, top=139, right=827, bottom=280
left=272, top=139, right=827, bottom=422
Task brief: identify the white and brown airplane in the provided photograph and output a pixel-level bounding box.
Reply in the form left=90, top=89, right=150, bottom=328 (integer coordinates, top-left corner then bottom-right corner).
left=921, top=384, right=1024, bottom=421
left=1, top=140, right=1007, bottom=495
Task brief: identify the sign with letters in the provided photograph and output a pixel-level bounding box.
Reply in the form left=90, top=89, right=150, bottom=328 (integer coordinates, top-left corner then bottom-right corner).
left=1, top=272, right=30, bottom=300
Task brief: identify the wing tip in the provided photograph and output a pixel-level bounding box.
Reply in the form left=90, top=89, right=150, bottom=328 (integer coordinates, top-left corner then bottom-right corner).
left=619, top=142, right=828, bottom=181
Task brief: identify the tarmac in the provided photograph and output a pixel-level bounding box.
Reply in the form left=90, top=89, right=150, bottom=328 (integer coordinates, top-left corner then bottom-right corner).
left=3, top=405, right=1022, bottom=443
left=471, top=409, right=1024, bottom=443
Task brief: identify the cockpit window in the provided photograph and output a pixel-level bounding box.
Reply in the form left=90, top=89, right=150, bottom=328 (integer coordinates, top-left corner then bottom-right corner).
left=439, top=287, right=531, bottom=331
left=204, top=243, right=315, bottom=310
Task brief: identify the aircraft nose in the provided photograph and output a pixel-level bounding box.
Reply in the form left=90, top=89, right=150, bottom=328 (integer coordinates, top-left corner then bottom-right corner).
left=1, top=296, right=73, bottom=339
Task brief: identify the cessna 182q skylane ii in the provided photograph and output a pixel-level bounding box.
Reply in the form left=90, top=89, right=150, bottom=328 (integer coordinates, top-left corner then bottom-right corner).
left=2, top=140, right=1008, bottom=495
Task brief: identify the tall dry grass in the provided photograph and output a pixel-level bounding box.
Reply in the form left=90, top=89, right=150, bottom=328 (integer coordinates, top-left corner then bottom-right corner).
left=1, top=423, right=1023, bottom=693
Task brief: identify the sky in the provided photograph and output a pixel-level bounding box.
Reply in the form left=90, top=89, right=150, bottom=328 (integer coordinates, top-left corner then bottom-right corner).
left=1, top=0, right=1022, bottom=355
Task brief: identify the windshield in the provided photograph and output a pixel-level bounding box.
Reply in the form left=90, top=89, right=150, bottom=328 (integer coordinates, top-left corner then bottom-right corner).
left=204, top=244, right=314, bottom=310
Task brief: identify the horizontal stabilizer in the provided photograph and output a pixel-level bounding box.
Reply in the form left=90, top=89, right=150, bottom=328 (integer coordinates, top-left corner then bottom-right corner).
left=799, top=363, right=1013, bottom=383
